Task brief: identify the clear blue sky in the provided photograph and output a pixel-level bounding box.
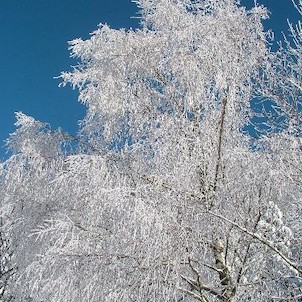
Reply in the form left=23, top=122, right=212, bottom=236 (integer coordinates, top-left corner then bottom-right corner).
left=0, top=0, right=300, bottom=160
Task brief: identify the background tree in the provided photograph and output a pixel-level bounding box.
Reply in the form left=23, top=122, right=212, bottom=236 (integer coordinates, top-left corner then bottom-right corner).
left=1, top=0, right=301, bottom=301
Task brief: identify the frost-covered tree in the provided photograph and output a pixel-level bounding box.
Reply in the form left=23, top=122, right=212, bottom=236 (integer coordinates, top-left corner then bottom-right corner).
left=1, top=0, right=301, bottom=301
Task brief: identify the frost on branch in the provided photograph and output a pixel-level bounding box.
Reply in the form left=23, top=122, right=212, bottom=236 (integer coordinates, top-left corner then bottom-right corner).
left=253, top=0, right=302, bottom=137
left=1, top=0, right=302, bottom=301
left=7, top=112, right=63, bottom=160
left=61, top=0, right=269, bottom=148
left=257, top=201, right=293, bottom=256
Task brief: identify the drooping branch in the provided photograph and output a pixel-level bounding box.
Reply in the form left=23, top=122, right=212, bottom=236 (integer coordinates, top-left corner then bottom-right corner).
left=208, top=211, right=302, bottom=276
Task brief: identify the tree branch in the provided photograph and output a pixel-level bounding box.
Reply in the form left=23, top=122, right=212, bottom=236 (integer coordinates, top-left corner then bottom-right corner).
left=213, top=97, right=227, bottom=195
left=180, top=274, right=223, bottom=300
left=208, top=211, right=302, bottom=276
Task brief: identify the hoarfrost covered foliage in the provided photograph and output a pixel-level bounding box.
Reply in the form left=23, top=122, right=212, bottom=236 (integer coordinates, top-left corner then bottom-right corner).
left=1, top=0, right=301, bottom=301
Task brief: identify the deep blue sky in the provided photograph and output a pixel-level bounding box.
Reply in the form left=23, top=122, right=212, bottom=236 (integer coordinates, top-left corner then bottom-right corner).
left=0, top=0, right=300, bottom=160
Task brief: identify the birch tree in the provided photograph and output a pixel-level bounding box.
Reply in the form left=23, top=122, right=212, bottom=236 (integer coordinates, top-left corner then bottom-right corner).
left=1, top=0, right=301, bottom=301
